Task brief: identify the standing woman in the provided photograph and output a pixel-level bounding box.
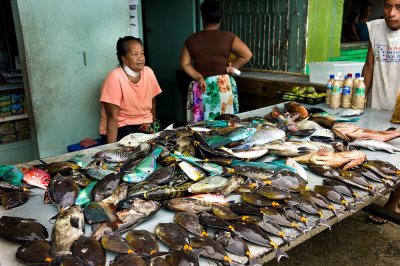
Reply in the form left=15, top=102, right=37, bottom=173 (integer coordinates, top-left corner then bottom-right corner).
left=181, top=0, right=252, bottom=123
left=99, top=36, right=162, bottom=143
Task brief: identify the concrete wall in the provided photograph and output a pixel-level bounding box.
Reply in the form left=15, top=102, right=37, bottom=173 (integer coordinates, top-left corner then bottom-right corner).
left=12, top=0, right=131, bottom=158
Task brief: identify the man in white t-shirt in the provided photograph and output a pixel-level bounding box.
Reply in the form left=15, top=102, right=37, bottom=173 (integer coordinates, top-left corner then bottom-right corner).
left=362, top=0, right=400, bottom=223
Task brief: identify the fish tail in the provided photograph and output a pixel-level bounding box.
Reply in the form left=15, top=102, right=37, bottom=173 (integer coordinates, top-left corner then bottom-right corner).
left=275, top=248, right=289, bottom=263
left=248, top=255, right=262, bottom=266
left=319, top=217, right=331, bottom=230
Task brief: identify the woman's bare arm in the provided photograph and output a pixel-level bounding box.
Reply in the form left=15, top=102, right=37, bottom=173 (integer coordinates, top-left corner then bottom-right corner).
left=103, top=102, right=120, bottom=143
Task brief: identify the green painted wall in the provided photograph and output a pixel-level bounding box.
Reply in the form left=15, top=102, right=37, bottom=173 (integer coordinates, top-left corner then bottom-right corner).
left=144, top=0, right=198, bottom=123
left=306, top=0, right=344, bottom=64
left=13, top=0, right=130, bottom=158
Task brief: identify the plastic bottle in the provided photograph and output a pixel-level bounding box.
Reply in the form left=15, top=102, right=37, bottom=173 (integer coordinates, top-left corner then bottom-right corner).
left=390, top=93, right=400, bottom=124
left=341, top=73, right=353, bottom=108
left=352, top=77, right=366, bottom=109
left=330, top=75, right=341, bottom=109
left=353, top=73, right=361, bottom=98
left=325, top=74, right=334, bottom=105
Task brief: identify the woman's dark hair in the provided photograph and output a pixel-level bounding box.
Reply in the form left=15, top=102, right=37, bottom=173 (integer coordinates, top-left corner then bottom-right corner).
left=201, top=0, right=223, bottom=25
left=346, top=11, right=358, bottom=22
left=359, top=3, right=372, bottom=20
left=116, top=36, right=142, bottom=66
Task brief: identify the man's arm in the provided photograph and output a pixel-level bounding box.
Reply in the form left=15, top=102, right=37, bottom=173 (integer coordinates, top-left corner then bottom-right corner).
left=362, top=42, right=374, bottom=96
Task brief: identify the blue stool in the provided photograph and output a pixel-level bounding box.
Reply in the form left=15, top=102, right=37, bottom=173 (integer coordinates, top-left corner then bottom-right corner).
left=67, top=138, right=105, bottom=152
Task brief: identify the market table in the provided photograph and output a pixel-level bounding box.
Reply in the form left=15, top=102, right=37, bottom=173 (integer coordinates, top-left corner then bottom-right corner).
left=1, top=103, right=399, bottom=265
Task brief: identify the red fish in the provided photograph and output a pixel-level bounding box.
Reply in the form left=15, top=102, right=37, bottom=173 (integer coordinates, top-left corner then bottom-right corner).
left=22, top=167, right=51, bottom=189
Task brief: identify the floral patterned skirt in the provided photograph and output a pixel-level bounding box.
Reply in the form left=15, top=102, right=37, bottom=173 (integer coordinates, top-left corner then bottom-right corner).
left=186, top=74, right=239, bottom=124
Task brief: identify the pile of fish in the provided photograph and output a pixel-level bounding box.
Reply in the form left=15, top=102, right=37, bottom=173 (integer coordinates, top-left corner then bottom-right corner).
left=1, top=102, right=400, bottom=265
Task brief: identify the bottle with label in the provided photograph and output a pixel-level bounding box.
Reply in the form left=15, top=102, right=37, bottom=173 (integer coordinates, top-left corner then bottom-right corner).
left=352, top=77, right=366, bottom=109
left=325, top=74, right=335, bottom=105
left=391, top=92, right=400, bottom=124
left=330, top=75, right=341, bottom=109
left=341, top=73, right=353, bottom=108
left=353, top=73, right=361, bottom=98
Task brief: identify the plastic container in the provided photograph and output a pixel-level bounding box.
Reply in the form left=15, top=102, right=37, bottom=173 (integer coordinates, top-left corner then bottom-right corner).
left=342, top=73, right=353, bottom=108
left=352, top=77, right=366, bottom=109
left=390, top=93, right=400, bottom=124
left=330, top=75, right=341, bottom=109
left=326, top=74, right=335, bottom=105
left=308, top=61, right=364, bottom=84
left=353, top=73, right=361, bottom=98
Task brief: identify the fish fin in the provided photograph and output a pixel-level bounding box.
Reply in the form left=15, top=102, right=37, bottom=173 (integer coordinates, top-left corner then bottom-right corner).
left=318, top=217, right=331, bottom=230
left=386, top=127, right=397, bottom=131
left=48, top=213, right=60, bottom=224
left=275, top=248, right=289, bottom=263
left=39, top=159, right=49, bottom=165
left=248, top=256, right=262, bottom=266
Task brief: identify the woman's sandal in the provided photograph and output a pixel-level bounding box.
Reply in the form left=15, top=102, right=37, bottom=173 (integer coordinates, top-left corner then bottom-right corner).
left=367, top=213, right=388, bottom=224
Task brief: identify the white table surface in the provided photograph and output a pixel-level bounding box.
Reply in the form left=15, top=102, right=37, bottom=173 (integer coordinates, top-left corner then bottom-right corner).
left=1, top=103, right=399, bottom=265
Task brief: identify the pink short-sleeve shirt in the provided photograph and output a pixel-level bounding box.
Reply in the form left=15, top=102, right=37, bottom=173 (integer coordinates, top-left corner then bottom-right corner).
left=99, top=66, right=162, bottom=135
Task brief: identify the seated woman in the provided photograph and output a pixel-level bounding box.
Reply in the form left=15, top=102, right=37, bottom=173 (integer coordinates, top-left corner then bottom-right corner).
left=99, top=36, right=162, bottom=143
left=180, top=0, right=252, bottom=123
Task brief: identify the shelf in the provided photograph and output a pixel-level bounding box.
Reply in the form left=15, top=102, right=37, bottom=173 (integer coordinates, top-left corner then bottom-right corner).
left=0, top=80, right=23, bottom=91
left=0, top=113, right=28, bottom=122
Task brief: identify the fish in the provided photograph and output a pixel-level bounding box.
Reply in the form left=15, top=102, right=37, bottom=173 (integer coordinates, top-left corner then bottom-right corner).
left=220, top=146, right=269, bottom=159
left=349, top=139, right=400, bottom=153
left=90, top=172, right=121, bottom=202
left=1, top=190, right=30, bottom=210
left=332, top=123, right=400, bottom=142
left=101, top=233, right=133, bottom=254
left=22, top=167, right=51, bottom=189
left=336, top=108, right=364, bottom=117
left=145, top=165, right=175, bottom=185
left=190, top=236, right=233, bottom=263
left=175, top=136, right=196, bottom=156
left=110, top=254, right=148, bottom=266
left=241, top=192, right=274, bottom=207
left=285, top=158, right=308, bottom=181
left=254, top=186, right=291, bottom=200
left=322, top=178, right=364, bottom=205
left=118, top=132, right=158, bottom=147
left=47, top=174, right=79, bottom=211
left=41, top=161, right=81, bottom=176
left=294, top=148, right=366, bottom=170
left=212, top=204, right=242, bottom=221
left=166, top=250, right=200, bottom=266
left=178, top=161, right=206, bottom=182
left=235, top=127, right=286, bottom=149
left=198, top=212, right=233, bottom=231
left=300, top=190, right=342, bottom=217
left=0, top=165, right=23, bottom=186
left=123, top=146, right=163, bottom=183
left=94, top=147, right=136, bottom=163
left=269, top=169, right=308, bottom=192
left=71, top=235, right=106, bottom=266
left=217, top=175, right=245, bottom=196
left=285, top=101, right=308, bottom=119
left=186, top=193, right=230, bottom=204
left=144, top=184, right=189, bottom=201
left=0, top=216, right=48, bottom=241
left=51, top=205, right=85, bottom=254
left=101, top=182, right=129, bottom=206
left=231, top=221, right=289, bottom=262
left=126, top=229, right=159, bottom=255
left=225, top=126, right=257, bottom=142
left=174, top=212, right=208, bottom=237
left=82, top=159, right=116, bottom=180
left=162, top=197, right=212, bottom=213
left=313, top=185, right=356, bottom=212
left=16, top=240, right=52, bottom=265
left=257, top=141, right=319, bottom=157
left=155, top=222, right=190, bottom=250
left=188, top=176, right=229, bottom=194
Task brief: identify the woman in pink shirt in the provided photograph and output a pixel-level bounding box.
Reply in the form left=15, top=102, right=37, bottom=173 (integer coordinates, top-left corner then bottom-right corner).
left=99, top=36, right=162, bottom=143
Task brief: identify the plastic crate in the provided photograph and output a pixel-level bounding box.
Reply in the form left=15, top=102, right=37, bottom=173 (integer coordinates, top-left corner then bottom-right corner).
left=278, top=92, right=326, bottom=105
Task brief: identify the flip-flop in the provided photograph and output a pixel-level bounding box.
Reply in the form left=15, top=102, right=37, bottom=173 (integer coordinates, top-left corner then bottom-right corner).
left=367, top=213, right=388, bottom=224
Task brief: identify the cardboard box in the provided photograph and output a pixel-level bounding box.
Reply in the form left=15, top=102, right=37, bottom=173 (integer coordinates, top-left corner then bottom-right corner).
left=309, top=61, right=364, bottom=84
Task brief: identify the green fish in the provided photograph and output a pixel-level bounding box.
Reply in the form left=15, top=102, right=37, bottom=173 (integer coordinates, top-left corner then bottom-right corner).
left=230, top=160, right=297, bottom=173
left=123, top=146, right=163, bottom=183
left=0, top=165, right=23, bottom=186
left=75, top=180, right=98, bottom=207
